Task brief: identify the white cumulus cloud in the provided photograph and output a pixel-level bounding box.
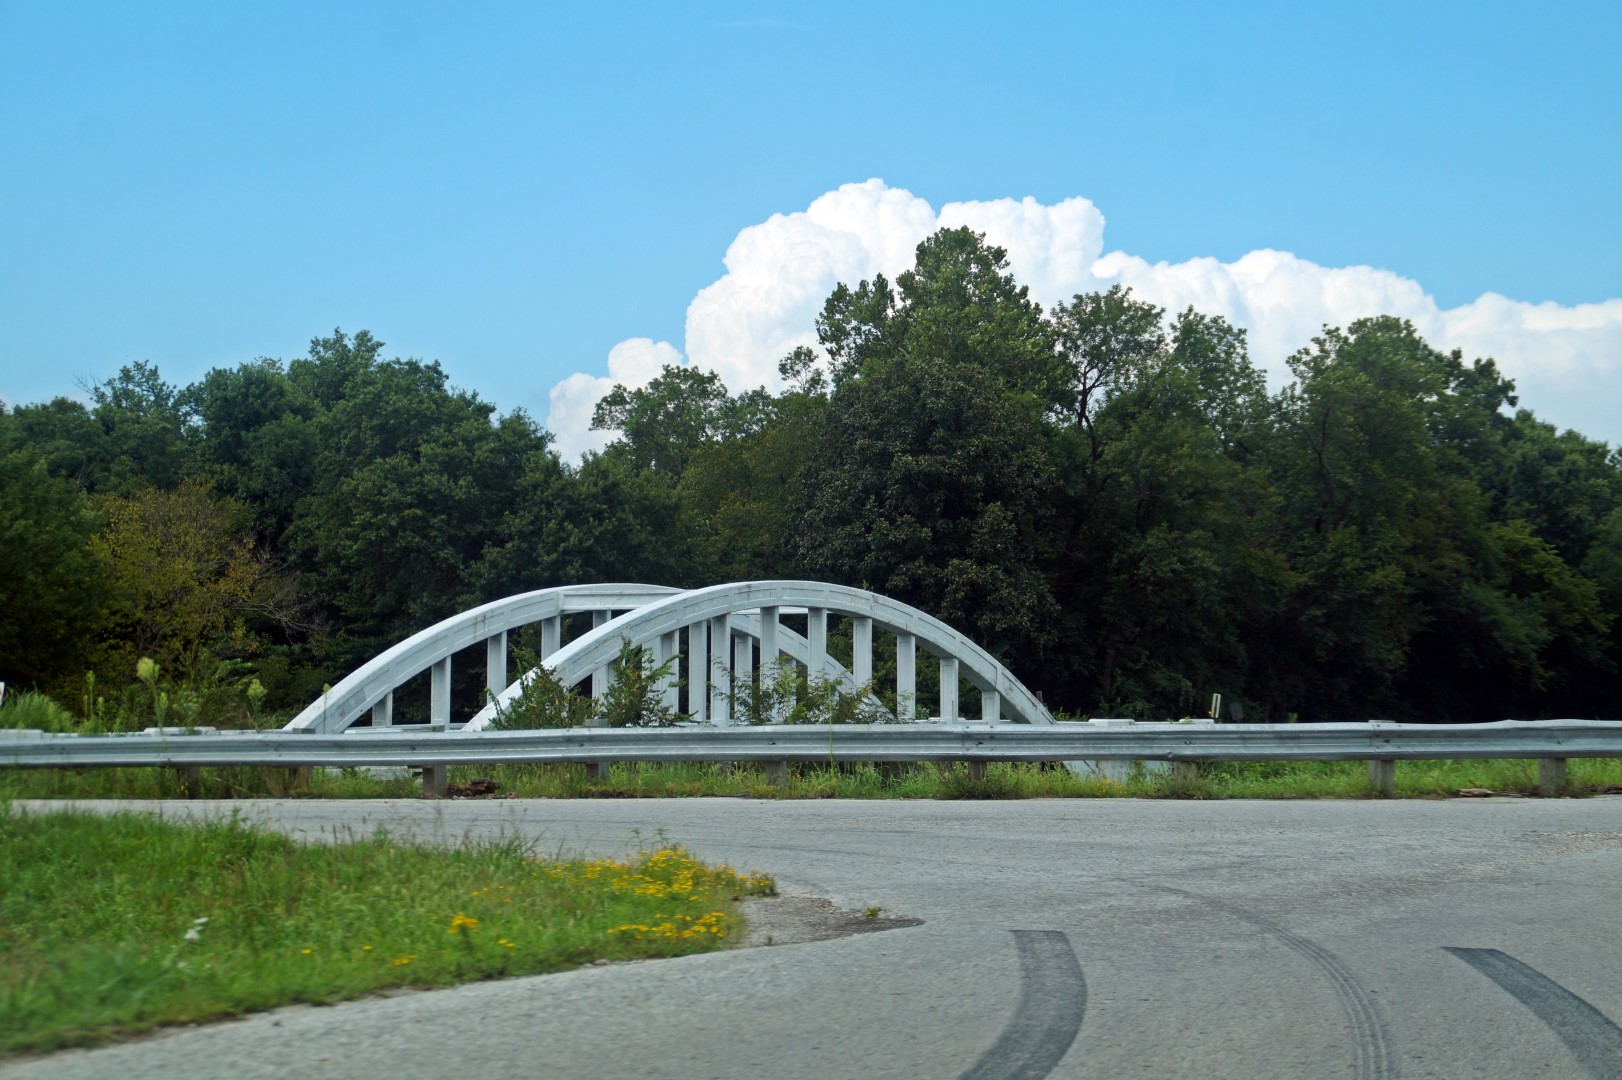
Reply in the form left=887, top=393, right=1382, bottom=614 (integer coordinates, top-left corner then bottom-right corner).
left=545, top=338, right=682, bottom=460
left=545, top=180, right=1622, bottom=458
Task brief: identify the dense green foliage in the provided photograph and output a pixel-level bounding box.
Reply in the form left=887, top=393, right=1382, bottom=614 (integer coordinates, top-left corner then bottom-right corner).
left=3, top=231, right=1618, bottom=722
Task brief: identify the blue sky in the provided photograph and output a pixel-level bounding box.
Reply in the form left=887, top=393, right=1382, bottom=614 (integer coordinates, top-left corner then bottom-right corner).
left=3, top=1, right=1619, bottom=452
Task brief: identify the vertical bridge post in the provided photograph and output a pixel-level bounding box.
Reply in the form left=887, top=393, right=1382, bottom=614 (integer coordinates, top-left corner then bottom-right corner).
left=759, top=606, right=780, bottom=723
left=896, top=633, right=916, bottom=721
left=852, top=616, right=873, bottom=688
left=688, top=621, right=708, bottom=723
left=709, top=615, right=732, bottom=726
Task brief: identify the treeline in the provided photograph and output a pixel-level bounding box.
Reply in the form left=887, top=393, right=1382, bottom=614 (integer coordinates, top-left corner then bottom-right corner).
left=4, top=229, right=1620, bottom=722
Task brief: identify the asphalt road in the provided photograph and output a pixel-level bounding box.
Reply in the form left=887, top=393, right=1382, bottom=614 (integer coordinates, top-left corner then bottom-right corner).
left=6, top=797, right=1622, bottom=1080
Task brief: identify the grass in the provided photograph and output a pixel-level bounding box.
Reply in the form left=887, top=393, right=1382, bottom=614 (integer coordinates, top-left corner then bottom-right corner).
left=0, top=807, right=775, bottom=1056
left=4, top=757, right=1622, bottom=803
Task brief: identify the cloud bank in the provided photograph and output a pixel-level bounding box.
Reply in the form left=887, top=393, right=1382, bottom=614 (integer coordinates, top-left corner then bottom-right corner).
left=547, top=179, right=1622, bottom=458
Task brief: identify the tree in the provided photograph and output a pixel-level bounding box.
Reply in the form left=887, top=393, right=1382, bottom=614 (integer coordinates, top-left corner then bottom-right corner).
left=181, top=358, right=317, bottom=543
left=89, top=480, right=295, bottom=683
left=819, top=227, right=1058, bottom=398
left=674, top=349, right=829, bottom=583
left=87, top=361, right=190, bottom=492
left=0, top=451, right=107, bottom=691
left=796, top=352, right=1058, bottom=670
left=0, top=398, right=112, bottom=490
left=590, top=365, right=737, bottom=478
left=1045, top=296, right=1271, bottom=715
left=1487, top=411, right=1622, bottom=565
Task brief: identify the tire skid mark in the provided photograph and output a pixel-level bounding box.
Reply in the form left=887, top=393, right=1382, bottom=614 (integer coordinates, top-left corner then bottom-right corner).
left=1145, top=885, right=1397, bottom=1080
left=959, top=930, right=1087, bottom=1080
left=1444, top=947, right=1622, bottom=1079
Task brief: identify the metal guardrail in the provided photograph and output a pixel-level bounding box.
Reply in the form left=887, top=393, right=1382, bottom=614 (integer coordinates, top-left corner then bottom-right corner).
left=4, top=720, right=1620, bottom=769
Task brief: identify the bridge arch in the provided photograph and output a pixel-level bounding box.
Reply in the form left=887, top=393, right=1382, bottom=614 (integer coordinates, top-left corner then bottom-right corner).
left=286, top=584, right=679, bottom=733
left=287, top=580, right=1053, bottom=733
left=466, top=580, right=1055, bottom=729
left=285, top=583, right=878, bottom=734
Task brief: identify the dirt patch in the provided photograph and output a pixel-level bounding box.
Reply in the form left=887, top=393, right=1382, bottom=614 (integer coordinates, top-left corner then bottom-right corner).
left=736, top=895, right=922, bottom=948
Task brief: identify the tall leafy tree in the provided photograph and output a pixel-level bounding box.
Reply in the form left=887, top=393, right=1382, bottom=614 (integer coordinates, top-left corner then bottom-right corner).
left=798, top=230, right=1061, bottom=672
left=0, top=451, right=108, bottom=691
left=590, top=365, right=735, bottom=478
left=1047, top=294, right=1272, bottom=715
left=88, top=480, right=297, bottom=682
left=87, top=361, right=190, bottom=493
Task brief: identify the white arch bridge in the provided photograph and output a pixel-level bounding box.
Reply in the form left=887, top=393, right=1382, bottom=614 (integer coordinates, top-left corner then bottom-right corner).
left=285, top=581, right=1054, bottom=734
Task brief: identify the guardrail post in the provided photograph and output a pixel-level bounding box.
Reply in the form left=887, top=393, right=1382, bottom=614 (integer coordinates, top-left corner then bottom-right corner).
left=175, top=766, right=202, bottom=798
left=1171, top=761, right=1200, bottom=784
left=1538, top=758, right=1567, bottom=797
left=1368, top=758, right=1396, bottom=797
left=422, top=679, right=451, bottom=797
left=585, top=761, right=611, bottom=782
left=967, top=760, right=987, bottom=781
left=763, top=760, right=787, bottom=786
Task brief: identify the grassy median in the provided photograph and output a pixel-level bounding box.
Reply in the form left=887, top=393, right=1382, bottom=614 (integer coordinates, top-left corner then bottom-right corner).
left=0, top=807, right=775, bottom=1056
left=4, top=757, right=1622, bottom=802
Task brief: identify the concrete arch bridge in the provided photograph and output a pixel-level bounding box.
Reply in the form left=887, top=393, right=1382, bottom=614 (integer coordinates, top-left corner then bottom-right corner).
left=285, top=581, right=1055, bottom=734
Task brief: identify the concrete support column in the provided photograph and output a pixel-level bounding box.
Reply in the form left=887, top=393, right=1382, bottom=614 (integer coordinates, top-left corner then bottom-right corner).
left=981, top=689, right=1001, bottom=722
left=371, top=692, right=394, bottom=728
left=687, top=622, right=708, bottom=723
left=430, top=657, right=451, bottom=726
left=486, top=631, right=507, bottom=703
left=1368, top=758, right=1396, bottom=797
left=541, top=615, right=562, bottom=658
left=591, top=610, right=612, bottom=701
left=763, top=760, right=787, bottom=787
left=939, top=657, right=959, bottom=721
left=852, top=617, right=873, bottom=688
left=808, top=608, right=828, bottom=686
left=1539, top=758, right=1567, bottom=797
left=896, top=633, right=916, bottom=721
left=710, top=615, right=732, bottom=726
left=656, top=631, right=679, bottom=713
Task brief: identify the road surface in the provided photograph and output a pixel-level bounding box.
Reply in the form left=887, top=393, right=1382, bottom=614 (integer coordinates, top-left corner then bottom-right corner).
left=5, top=797, right=1621, bottom=1079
